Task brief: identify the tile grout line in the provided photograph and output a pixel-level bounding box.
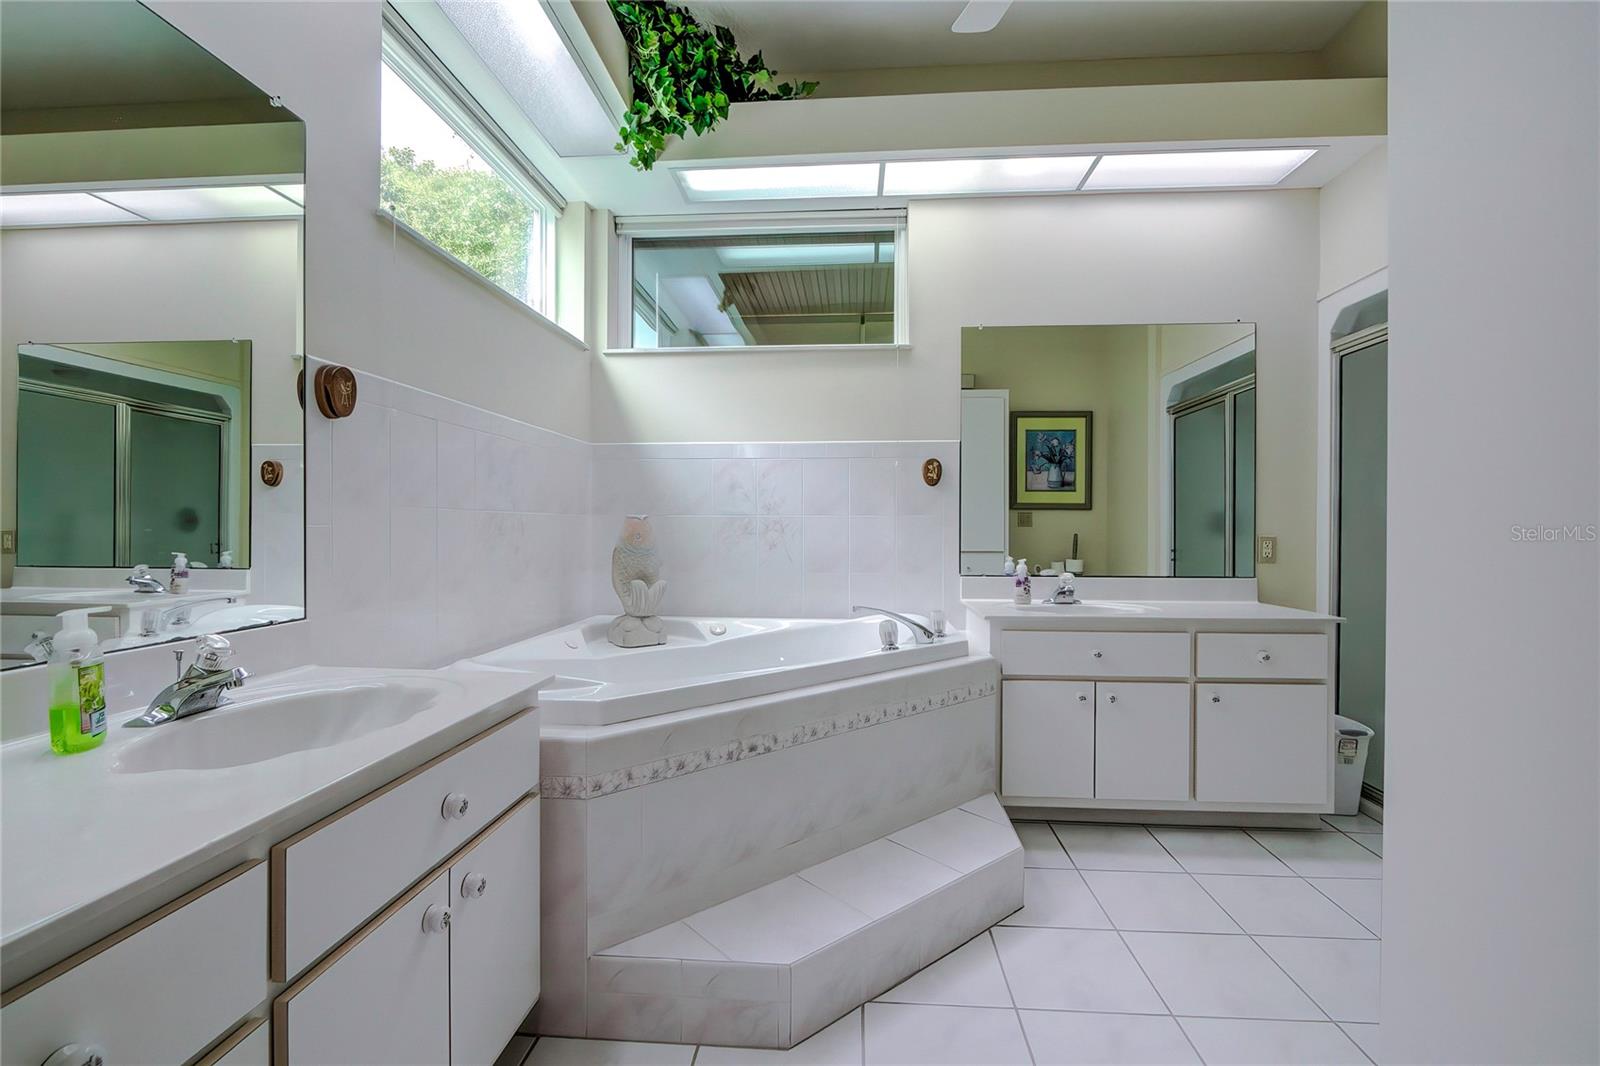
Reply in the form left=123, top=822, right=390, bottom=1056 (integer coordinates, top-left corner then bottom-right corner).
left=982, top=928, right=1040, bottom=1066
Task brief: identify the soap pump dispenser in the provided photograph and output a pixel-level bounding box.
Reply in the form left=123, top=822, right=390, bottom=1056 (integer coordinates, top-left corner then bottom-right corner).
left=48, top=608, right=110, bottom=755
left=169, top=551, right=191, bottom=594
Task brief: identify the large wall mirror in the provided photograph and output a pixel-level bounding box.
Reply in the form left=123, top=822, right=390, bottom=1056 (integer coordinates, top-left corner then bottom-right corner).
left=960, top=323, right=1258, bottom=578
left=0, top=0, right=305, bottom=667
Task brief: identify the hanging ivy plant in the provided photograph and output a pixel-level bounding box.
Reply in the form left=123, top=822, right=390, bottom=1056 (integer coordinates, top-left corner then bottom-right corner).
left=609, top=0, right=818, bottom=171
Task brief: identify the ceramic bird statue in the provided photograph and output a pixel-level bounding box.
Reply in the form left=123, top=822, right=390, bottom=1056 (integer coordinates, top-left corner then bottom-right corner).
left=609, top=515, right=667, bottom=647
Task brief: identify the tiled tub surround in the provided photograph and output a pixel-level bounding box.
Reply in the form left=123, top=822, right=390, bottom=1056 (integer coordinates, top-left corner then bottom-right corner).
left=534, top=655, right=1007, bottom=1043
left=589, top=442, right=961, bottom=624
left=303, top=359, right=594, bottom=668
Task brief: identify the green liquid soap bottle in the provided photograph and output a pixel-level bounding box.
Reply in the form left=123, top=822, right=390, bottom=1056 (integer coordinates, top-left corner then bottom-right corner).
left=48, top=608, right=110, bottom=755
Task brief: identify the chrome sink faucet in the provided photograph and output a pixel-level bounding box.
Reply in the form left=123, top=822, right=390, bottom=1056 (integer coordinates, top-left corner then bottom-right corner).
left=1050, top=574, right=1080, bottom=605
left=126, top=565, right=167, bottom=594
left=127, top=634, right=249, bottom=727
left=139, top=595, right=238, bottom=637
left=852, top=605, right=938, bottom=645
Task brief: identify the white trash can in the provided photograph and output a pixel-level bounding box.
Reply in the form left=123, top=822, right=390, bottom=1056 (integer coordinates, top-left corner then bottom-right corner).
left=1333, top=715, right=1374, bottom=816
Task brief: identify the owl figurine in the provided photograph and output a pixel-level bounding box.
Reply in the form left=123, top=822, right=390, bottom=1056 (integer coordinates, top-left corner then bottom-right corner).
left=609, top=515, right=667, bottom=647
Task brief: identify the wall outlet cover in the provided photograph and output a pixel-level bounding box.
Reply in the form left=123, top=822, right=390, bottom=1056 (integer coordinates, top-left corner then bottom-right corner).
left=1258, top=535, right=1277, bottom=563
left=0, top=530, right=14, bottom=553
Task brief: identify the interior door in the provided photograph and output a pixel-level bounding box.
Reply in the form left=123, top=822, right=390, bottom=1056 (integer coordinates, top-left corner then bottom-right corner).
left=449, top=796, right=541, bottom=1066
left=1337, top=335, right=1389, bottom=798
left=1172, top=400, right=1228, bottom=576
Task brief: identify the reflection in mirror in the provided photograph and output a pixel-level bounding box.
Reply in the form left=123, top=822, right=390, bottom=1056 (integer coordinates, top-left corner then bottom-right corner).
left=1, top=0, right=305, bottom=667
left=959, top=324, right=1257, bottom=578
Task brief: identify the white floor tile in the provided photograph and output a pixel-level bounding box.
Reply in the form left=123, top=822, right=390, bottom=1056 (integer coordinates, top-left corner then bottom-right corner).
left=877, top=933, right=1013, bottom=1008
left=1015, top=822, right=1073, bottom=868
left=685, top=876, right=870, bottom=964
left=991, top=926, right=1166, bottom=1013
left=1321, top=814, right=1382, bottom=833
left=1021, top=1010, right=1200, bottom=1065
left=1348, top=833, right=1383, bottom=856
left=527, top=1037, right=694, bottom=1066
left=1340, top=1022, right=1381, bottom=1061
left=1247, top=831, right=1382, bottom=879
left=1309, top=878, right=1382, bottom=935
left=1195, top=875, right=1375, bottom=938
left=889, top=808, right=1018, bottom=873
left=697, top=1009, right=862, bottom=1065
left=1082, top=871, right=1240, bottom=933
left=863, top=1002, right=1031, bottom=1065
left=1122, top=932, right=1321, bottom=1020
left=1051, top=824, right=1183, bottom=872
left=1178, top=1018, right=1369, bottom=1065
left=1149, top=828, right=1294, bottom=876
left=999, top=868, right=1111, bottom=929
left=798, top=839, right=959, bottom=919
left=1255, top=936, right=1381, bottom=1023
left=960, top=794, right=1012, bottom=825
left=602, top=921, right=726, bottom=960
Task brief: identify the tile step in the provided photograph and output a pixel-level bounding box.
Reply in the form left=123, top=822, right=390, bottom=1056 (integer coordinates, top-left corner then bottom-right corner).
left=586, top=794, right=1023, bottom=1048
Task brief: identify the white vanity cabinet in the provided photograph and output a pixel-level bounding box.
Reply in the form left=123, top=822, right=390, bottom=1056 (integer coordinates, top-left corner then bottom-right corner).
left=978, top=603, right=1338, bottom=813
left=273, top=794, right=541, bottom=1066
left=0, top=863, right=266, bottom=1066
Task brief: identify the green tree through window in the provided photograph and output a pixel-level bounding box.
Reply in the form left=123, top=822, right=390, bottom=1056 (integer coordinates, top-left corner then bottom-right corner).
left=380, top=145, right=536, bottom=301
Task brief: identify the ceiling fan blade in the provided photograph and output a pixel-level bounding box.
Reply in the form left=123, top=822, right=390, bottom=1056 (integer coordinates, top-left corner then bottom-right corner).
left=952, top=0, right=1012, bottom=33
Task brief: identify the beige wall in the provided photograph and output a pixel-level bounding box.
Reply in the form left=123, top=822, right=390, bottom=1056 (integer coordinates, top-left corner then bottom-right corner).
left=1319, top=143, right=1388, bottom=297
left=1154, top=322, right=1256, bottom=376
left=594, top=191, right=1321, bottom=608
left=962, top=325, right=1151, bottom=575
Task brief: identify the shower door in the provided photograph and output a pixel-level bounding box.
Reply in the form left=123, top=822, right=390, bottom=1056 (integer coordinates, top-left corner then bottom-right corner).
left=1171, top=384, right=1256, bottom=577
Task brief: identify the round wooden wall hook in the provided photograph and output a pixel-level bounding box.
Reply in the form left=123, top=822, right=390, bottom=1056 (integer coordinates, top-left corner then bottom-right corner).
left=922, top=458, right=943, bottom=486
left=260, top=460, right=285, bottom=487
left=314, top=364, right=358, bottom=419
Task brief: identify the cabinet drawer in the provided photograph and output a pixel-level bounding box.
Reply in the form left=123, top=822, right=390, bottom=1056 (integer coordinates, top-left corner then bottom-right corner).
left=272, top=708, right=539, bottom=981
left=1196, top=684, right=1330, bottom=805
left=1001, top=681, right=1094, bottom=799
left=1196, top=633, right=1330, bottom=680
left=1000, top=630, right=1190, bottom=678
left=1, top=862, right=266, bottom=1066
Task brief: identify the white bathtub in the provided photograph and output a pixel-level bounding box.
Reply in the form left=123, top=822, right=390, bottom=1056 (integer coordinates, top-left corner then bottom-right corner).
left=457, top=616, right=969, bottom=725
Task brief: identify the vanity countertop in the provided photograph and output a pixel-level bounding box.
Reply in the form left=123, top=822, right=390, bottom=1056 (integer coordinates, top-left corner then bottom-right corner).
left=964, top=598, right=1339, bottom=625
left=0, top=664, right=547, bottom=979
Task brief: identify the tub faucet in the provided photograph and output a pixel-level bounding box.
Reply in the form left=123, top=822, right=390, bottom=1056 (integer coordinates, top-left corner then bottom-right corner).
left=126, top=634, right=249, bottom=727
left=852, top=606, right=938, bottom=645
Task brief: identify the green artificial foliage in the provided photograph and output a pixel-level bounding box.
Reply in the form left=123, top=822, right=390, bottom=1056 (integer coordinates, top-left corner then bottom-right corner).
left=381, top=145, right=537, bottom=300
left=609, top=0, right=818, bottom=171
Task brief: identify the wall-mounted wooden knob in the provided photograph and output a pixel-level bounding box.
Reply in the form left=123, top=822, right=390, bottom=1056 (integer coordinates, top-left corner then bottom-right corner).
left=313, top=364, right=358, bottom=419
left=922, top=458, right=943, bottom=486
left=260, top=460, right=285, bottom=487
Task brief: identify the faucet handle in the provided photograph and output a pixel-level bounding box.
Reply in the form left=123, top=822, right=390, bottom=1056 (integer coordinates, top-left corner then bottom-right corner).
left=192, top=633, right=234, bottom=670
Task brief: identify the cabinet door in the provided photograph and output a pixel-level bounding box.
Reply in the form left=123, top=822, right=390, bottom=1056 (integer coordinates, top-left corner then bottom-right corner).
left=1001, top=681, right=1094, bottom=798
left=1095, top=683, right=1191, bottom=801
left=273, top=872, right=450, bottom=1066
left=449, top=795, right=541, bottom=1066
left=1195, top=684, right=1329, bottom=805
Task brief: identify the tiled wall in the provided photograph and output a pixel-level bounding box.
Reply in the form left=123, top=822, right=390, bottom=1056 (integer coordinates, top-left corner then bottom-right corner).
left=589, top=442, right=961, bottom=624
left=305, top=362, right=593, bottom=668
left=250, top=443, right=305, bottom=608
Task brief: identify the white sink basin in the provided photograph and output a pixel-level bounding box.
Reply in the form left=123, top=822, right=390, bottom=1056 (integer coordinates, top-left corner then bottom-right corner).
left=1013, top=600, right=1158, bottom=614
left=110, top=676, right=463, bottom=774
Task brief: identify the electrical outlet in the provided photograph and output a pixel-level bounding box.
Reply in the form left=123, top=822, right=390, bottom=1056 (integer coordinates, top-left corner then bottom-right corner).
left=1016, top=511, right=1033, bottom=527
left=1257, top=535, right=1277, bottom=564
left=0, top=530, right=14, bottom=553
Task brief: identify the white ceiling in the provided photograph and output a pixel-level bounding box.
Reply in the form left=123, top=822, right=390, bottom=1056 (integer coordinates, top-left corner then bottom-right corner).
left=681, top=1, right=1365, bottom=73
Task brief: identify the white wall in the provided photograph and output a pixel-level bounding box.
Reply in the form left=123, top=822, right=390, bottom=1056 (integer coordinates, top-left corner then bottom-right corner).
left=595, top=191, right=1322, bottom=608
left=1386, top=3, right=1599, bottom=1062
left=1318, top=143, right=1387, bottom=297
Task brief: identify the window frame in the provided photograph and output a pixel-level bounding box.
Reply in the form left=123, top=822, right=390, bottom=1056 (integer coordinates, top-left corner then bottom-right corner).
left=379, top=10, right=562, bottom=318
left=608, top=211, right=910, bottom=353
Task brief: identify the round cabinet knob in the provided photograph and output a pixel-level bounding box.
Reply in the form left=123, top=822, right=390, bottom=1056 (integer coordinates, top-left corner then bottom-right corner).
left=1211, top=694, right=1222, bottom=703
left=461, top=873, right=489, bottom=899
left=44, top=1045, right=106, bottom=1066
left=1091, top=649, right=1104, bottom=659
left=1257, top=650, right=1273, bottom=663
left=1106, top=693, right=1118, bottom=704
left=422, top=903, right=452, bottom=935
left=1076, top=693, right=1088, bottom=702
left=441, top=792, right=470, bottom=821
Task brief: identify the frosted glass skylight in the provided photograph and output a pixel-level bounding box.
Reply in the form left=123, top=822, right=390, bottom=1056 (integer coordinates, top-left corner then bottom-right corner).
left=1083, top=149, right=1317, bottom=191
left=96, top=185, right=304, bottom=222
left=882, top=155, right=1095, bottom=196
left=0, top=193, right=141, bottom=227
left=677, top=164, right=881, bottom=201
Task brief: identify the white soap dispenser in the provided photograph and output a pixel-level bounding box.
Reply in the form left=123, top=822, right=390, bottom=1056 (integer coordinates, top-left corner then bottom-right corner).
left=169, top=551, right=191, bottom=594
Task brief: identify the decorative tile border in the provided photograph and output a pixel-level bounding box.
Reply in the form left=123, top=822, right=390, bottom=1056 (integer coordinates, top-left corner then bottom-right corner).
left=540, top=676, right=998, bottom=800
